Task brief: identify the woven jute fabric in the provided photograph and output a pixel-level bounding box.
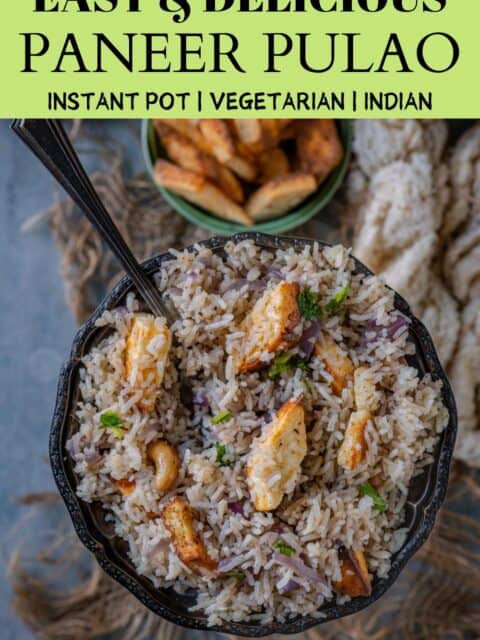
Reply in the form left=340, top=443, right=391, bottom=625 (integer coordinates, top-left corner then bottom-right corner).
left=12, top=120, right=480, bottom=640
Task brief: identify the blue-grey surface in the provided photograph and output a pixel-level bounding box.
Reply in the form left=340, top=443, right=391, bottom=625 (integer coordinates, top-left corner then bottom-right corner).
left=0, top=119, right=74, bottom=640
left=0, top=119, right=210, bottom=640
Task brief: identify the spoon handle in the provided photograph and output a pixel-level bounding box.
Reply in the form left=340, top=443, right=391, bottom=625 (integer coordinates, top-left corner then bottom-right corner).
left=11, top=119, right=171, bottom=320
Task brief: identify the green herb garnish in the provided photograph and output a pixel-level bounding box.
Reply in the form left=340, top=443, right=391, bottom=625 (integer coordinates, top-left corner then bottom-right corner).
left=268, top=352, right=295, bottom=378
left=212, top=410, right=233, bottom=425
left=273, top=540, right=296, bottom=557
left=296, top=359, right=309, bottom=372
left=269, top=353, right=311, bottom=379
left=298, top=287, right=322, bottom=320
left=225, top=570, right=246, bottom=580
left=361, top=482, right=387, bottom=513
left=99, top=411, right=124, bottom=439
left=302, top=375, right=315, bottom=395
left=215, top=442, right=232, bottom=467
left=325, top=286, right=350, bottom=314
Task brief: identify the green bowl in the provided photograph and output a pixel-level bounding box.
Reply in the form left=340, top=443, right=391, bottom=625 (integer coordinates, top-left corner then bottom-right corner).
left=141, top=119, right=352, bottom=235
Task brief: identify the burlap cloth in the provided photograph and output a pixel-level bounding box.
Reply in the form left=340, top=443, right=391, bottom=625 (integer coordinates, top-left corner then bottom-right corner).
left=11, top=120, right=480, bottom=639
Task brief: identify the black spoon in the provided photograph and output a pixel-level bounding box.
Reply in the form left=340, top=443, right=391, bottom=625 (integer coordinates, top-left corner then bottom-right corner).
left=12, top=119, right=193, bottom=405
left=12, top=119, right=174, bottom=320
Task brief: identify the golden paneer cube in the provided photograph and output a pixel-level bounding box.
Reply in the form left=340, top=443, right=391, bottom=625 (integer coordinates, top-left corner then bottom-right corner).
left=125, top=314, right=171, bottom=412
left=296, top=119, right=344, bottom=184
left=314, top=336, right=354, bottom=396
left=236, top=282, right=301, bottom=374
left=334, top=549, right=371, bottom=597
left=246, top=173, right=317, bottom=222
left=161, top=497, right=216, bottom=572
left=354, top=366, right=380, bottom=412
left=247, top=400, right=307, bottom=511
left=337, top=410, right=371, bottom=471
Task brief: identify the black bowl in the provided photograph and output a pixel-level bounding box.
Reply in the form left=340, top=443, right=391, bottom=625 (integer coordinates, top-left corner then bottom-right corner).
left=50, top=232, right=457, bottom=637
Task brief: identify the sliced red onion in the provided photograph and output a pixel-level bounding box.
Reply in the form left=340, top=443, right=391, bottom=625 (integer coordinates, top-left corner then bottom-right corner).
left=182, top=271, right=203, bottom=285
left=274, top=553, right=328, bottom=588
left=299, top=319, right=321, bottom=360
left=266, top=267, right=285, bottom=281
left=113, top=306, right=129, bottom=317
left=386, top=314, right=409, bottom=339
left=279, top=579, right=299, bottom=594
left=228, top=500, right=245, bottom=516
left=65, top=438, right=75, bottom=457
left=85, top=451, right=102, bottom=467
left=218, top=554, right=248, bottom=573
left=360, top=314, right=409, bottom=349
left=147, top=539, right=171, bottom=559
left=226, top=279, right=267, bottom=293
left=193, top=392, right=209, bottom=408
left=250, top=280, right=268, bottom=292
left=67, top=435, right=88, bottom=462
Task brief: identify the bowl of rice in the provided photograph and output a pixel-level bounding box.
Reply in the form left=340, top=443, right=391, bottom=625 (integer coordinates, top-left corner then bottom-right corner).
left=50, top=232, right=456, bottom=637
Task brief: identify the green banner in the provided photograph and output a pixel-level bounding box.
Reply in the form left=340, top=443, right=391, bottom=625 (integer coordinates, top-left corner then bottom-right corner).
left=1, top=1, right=478, bottom=117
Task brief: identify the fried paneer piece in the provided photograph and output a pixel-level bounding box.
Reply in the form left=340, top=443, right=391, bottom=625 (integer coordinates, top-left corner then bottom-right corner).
left=198, top=119, right=235, bottom=163
left=296, top=119, right=344, bottom=184
left=337, top=410, right=371, bottom=471
left=247, top=400, right=307, bottom=511
left=154, top=119, right=211, bottom=155
left=125, top=313, right=171, bottom=412
left=154, top=158, right=204, bottom=193
left=156, top=118, right=256, bottom=182
left=147, top=440, right=180, bottom=493
left=161, top=497, right=216, bottom=572
left=335, top=549, right=372, bottom=597
left=260, top=119, right=291, bottom=147
left=155, top=123, right=244, bottom=203
left=246, top=173, right=317, bottom=221
left=154, top=160, right=253, bottom=226
left=354, top=366, right=380, bottom=412
left=258, top=148, right=290, bottom=184
left=279, top=120, right=300, bottom=141
left=232, top=119, right=262, bottom=146
left=313, top=336, right=354, bottom=396
left=236, top=282, right=301, bottom=373
left=227, top=154, right=258, bottom=181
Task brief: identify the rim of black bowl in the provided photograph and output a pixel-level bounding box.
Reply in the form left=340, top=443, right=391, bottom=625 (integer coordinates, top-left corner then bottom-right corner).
left=50, top=232, right=457, bottom=637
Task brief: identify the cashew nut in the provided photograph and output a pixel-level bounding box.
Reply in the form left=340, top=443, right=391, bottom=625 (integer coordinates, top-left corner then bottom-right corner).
left=147, top=440, right=180, bottom=492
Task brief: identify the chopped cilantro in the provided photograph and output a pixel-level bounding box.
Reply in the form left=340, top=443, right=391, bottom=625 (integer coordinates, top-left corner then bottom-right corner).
left=296, top=359, right=309, bottom=372
left=215, top=442, right=232, bottom=467
left=212, top=410, right=233, bottom=425
left=273, top=540, right=296, bottom=556
left=268, top=352, right=295, bottom=378
left=302, top=375, right=315, bottom=395
left=298, top=287, right=322, bottom=320
left=269, top=353, right=311, bottom=379
left=225, top=570, right=246, bottom=580
left=325, top=286, right=350, bottom=314
left=99, top=411, right=124, bottom=439
left=361, top=482, right=387, bottom=513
